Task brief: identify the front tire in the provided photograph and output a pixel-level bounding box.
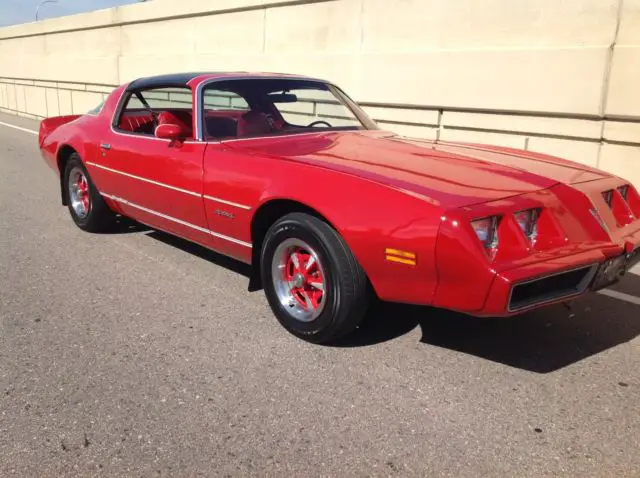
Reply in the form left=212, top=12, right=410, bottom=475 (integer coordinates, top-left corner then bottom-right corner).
left=260, top=212, right=371, bottom=344
left=63, top=153, right=115, bottom=232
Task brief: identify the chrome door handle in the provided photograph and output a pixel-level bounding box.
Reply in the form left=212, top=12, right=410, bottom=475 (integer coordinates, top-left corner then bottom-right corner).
left=100, top=143, right=111, bottom=150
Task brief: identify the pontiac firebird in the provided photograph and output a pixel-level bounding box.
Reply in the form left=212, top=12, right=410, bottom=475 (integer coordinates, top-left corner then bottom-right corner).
left=38, top=72, right=640, bottom=343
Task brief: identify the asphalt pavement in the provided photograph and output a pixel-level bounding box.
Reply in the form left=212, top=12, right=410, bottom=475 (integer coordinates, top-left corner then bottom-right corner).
left=1, top=111, right=639, bottom=477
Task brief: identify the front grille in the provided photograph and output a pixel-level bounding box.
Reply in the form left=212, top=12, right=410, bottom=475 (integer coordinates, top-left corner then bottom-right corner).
left=508, top=264, right=597, bottom=312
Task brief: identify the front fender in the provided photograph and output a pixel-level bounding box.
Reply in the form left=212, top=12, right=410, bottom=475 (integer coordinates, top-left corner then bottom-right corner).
left=203, top=143, right=444, bottom=305
left=255, top=161, right=444, bottom=305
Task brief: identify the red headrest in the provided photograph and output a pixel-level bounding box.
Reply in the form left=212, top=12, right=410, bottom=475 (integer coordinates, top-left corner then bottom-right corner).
left=237, top=110, right=273, bottom=137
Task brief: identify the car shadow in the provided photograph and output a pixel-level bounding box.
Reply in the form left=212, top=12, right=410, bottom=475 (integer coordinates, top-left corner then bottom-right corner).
left=102, top=215, right=151, bottom=235
left=145, top=230, right=252, bottom=278
left=336, top=274, right=640, bottom=373
left=114, top=221, right=640, bottom=374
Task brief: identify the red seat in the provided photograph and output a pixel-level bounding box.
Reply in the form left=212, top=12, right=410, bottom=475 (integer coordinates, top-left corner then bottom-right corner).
left=157, top=110, right=193, bottom=138
left=119, top=114, right=154, bottom=133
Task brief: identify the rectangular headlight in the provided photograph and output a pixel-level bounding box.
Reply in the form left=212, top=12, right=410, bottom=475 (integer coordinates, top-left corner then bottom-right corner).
left=618, top=185, right=629, bottom=201
left=514, top=208, right=539, bottom=241
left=471, top=216, right=499, bottom=249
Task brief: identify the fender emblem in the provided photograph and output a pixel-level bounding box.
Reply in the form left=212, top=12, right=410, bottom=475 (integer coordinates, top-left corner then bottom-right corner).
left=215, top=209, right=235, bottom=219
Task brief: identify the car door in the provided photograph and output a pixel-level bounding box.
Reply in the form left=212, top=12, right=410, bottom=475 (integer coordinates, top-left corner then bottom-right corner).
left=92, top=87, right=212, bottom=248
left=199, top=87, right=255, bottom=264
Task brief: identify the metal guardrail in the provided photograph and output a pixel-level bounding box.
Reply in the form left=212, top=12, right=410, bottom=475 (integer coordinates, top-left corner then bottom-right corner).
left=2, top=75, right=640, bottom=123
left=0, top=76, right=638, bottom=147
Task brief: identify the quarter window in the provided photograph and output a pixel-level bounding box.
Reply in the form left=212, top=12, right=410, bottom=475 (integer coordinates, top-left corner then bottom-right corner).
left=87, top=100, right=105, bottom=115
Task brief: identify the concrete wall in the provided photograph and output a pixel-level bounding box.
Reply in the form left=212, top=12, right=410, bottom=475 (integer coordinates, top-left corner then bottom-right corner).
left=0, top=0, right=639, bottom=185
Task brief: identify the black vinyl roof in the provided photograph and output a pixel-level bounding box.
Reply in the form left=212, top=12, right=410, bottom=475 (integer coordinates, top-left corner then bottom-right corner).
left=125, top=72, right=317, bottom=91
left=126, top=72, right=211, bottom=91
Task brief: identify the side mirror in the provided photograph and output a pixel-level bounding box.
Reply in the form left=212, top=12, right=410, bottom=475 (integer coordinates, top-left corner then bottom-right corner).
left=155, top=123, right=183, bottom=140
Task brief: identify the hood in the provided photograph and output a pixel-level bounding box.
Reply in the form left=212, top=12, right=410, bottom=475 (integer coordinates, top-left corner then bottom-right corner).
left=229, top=130, right=610, bottom=209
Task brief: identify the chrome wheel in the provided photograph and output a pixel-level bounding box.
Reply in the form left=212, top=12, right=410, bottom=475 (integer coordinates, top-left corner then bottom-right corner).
left=68, top=166, right=90, bottom=219
left=271, top=238, right=326, bottom=322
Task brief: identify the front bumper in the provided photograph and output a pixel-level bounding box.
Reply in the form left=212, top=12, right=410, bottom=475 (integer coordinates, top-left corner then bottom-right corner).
left=476, top=240, right=640, bottom=316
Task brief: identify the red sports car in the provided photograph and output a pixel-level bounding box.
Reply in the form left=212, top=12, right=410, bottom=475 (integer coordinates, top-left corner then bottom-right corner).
left=39, top=72, right=640, bottom=343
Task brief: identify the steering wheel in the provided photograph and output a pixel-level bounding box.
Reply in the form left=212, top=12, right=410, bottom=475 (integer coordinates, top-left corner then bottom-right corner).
left=307, top=120, right=332, bottom=128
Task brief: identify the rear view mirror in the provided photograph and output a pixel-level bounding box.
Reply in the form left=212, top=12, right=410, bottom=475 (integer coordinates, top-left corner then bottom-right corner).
left=155, top=123, right=183, bottom=140
left=267, top=93, right=298, bottom=103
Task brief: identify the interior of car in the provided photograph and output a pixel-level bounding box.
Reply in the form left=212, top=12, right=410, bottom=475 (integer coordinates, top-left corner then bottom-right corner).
left=117, top=108, right=247, bottom=139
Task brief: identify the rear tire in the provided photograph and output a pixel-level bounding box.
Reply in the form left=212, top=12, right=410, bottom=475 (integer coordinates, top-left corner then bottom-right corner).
left=260, top=212, right=371, bottom=344
left=63, top=153, right=115, bottom=232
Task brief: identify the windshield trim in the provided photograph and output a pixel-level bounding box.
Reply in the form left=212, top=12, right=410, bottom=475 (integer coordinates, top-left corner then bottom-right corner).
left=328, top=84, right=378, bottom=131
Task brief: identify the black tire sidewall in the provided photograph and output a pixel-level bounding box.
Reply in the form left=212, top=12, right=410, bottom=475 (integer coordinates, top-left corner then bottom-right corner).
left=261, top=217, right=344, bottom=341
left=63, top=155, right=103, bottom=230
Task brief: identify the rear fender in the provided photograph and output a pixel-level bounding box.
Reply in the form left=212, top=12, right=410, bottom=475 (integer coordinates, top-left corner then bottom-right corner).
left=39, top=115, right=81, bottom=147
left=55, top=136, right=93, bottom=206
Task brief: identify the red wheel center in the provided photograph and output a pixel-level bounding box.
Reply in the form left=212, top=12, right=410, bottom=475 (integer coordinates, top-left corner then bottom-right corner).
left=76, top=174, right=90, bottom=210
left=284, top=250, right=325, bottom=310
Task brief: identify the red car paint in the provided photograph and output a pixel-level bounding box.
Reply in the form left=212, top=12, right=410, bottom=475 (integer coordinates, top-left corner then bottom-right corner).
left=39, top=73, right=640, bottom=316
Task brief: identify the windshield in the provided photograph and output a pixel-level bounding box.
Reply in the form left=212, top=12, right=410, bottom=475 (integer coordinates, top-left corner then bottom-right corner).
left=201, top=79, right=378, bottom=140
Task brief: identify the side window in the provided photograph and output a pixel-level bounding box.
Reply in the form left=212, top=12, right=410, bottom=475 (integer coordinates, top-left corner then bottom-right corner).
left=202, top=88, right=249, bottom=140
left=115, top=87, right=193, bottom=137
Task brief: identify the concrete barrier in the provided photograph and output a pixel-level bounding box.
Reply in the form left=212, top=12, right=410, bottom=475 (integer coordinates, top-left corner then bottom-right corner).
left=0, top=0, right=638, bottom=185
